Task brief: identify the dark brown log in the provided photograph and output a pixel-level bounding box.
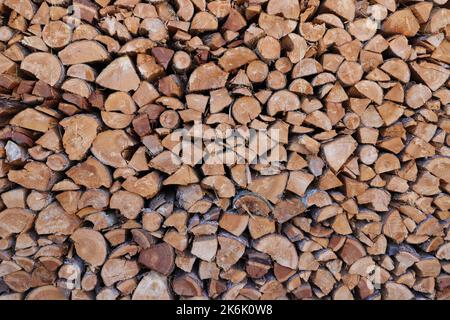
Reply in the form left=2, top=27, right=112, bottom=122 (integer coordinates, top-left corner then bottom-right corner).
left=139, top=242, right=175, bottom=276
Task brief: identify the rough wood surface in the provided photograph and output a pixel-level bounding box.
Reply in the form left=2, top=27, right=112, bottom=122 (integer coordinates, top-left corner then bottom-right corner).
left=0, top=0, right=449, bottom=301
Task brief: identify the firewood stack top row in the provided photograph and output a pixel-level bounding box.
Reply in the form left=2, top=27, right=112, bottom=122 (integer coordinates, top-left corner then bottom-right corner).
left=0, top=0, right=449, bottom=300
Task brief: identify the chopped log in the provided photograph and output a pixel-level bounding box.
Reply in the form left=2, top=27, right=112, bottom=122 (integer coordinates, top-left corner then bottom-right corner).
left=253, top=234, right=298, bottom=269
left=91, top=130, right=135, bottom=168
left=247, top=173, right=288, bottom=204
left=191, top=235, right=217, bottom=262
left=0, top=208, right=34, bottom=238
left=100, top=258, right=139, bottom=287
left=122, top=171, right=162, bottom=199
left=4, top=0, right=36, bottom=20
left=322, top=0, right=355, bottom=22
left=67, top=157, right=112, bottom=189
left=233, top=193, right=272, bottom=216
left=96, top=56, right=140, bottom=92
left=172, top=273, right=203, bottom=297
left=216, top=233, right=246, bottom=270
left=138, top=242, right=175, bottom=276
left=10, top=108, right=57, bottom=133
left=42, top=21, right=72, bottom=49
left=286, top=171, right=314, bottom=197
left=70, top=228, right=107, bottom=267
left=20, top=53, right=64, bottom=87
left=218, top=47, right=257, bottom=72
left=219, top=212, right=248, bottom=237
left=382, top=9, right=419, bottom=37
left=248, top=215, right=275, bottom=239
left=173, top=51, right=192, bottom=73
left=110, top=191, right=144, bottom=219
left=60, top=115, right=99, bottom=161
left=383, top=282, right=414, bottom=300
left=410, top=61, right=449, bottom=91
left=322, top=135, right=357, bottom=172
left=232, top=96, right=261, bottom=125
left=188, top=62, right=228, bottom=92
left=35, top=202, right=81, bottom=235
left=26, top=286, right=68, bottom=300
left=132, top=271, right=171, bottom=300
left=8, top=162, right=57, bottom=192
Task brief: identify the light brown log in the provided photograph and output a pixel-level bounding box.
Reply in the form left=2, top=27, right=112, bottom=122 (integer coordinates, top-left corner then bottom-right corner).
left=191, top=235, right=217, bottom=262
left=60, top=115, right=99, bottom=161
left=71, top=228, right=107, bottom=267
left=101, top=259, right=139, bottom=287
left=67, top=157, right=112, bottom=189
left=35, top=202, right=80, bottom=235
left=172, top=273, right=203, bottom=297
left=132, top=271, right=171, bottom=300
left=96, top=56, right=140, bottom=92
left=253, top=234, right=298, bottom=269
left=267, top=90, right=300, bottom=116
left=26, top=286, right=68, bottom=300
left=122, top=171, right=162, bottom=199
left=382, top=9, right=419, bottom=37
left=188, top=62, right=228, bottom=92
left=8, top=162, right=57, bottom=192
left=91, top=130, right=135, bottom=168
left=219, top=47, right=257, bottom=72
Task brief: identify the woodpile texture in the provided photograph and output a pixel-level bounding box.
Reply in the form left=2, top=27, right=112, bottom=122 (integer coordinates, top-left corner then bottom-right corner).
left=0, top=0, right=449, bottom=301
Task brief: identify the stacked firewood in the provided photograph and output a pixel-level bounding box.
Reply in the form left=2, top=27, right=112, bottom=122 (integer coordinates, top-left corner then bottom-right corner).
left=0, top=0, right=449, bottom=300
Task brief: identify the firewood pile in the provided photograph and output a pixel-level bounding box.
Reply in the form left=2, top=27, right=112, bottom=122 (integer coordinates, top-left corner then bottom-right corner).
left=0, top=0, right=449, bottom=300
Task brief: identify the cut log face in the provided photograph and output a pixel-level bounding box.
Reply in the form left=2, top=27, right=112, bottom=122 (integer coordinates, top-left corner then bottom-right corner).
left=20, top=53, right=65, bottom=87
left=8, top=162, right=57, bottom=192
left=96, top=56, right=140, bottom=92
left=70, top=228, right=108, bottom=267
left=35, top=202, right=81, bottom=235
left=91, top=130, right=135, bottom=168
left=60, top=115, right=100, bottom=161
left=58, top=41, right=109, bottom=65
left=66, top=157, right=112, bottom=189
left=132, top=272, right=171, bottom=300
left=10, top=108, right=57, bottom=133
left=218, top=47, right=257, bottom=72
left=138, top=242, right=175, bottom=276
left=322, top=135, right=357, bottom=172
left=382, top=9, right=420, bottom=37
left=42, top=21, right=72, bottom=49
left=253, top=234, right=298, bottom=269
left=0, top=208, right=34, bottom=238
left=101, top=259, right=139, bottom=287
left=0, top=0, right=448, bottom=301
left=188, top=62, right=228, bottom=92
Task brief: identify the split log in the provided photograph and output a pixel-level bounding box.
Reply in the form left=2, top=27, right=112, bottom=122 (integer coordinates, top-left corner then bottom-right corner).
left=70, top=228, right=107, bottom=267
left=60, top=115, right=100, bottom=161
left=20, top=53, right=64, bottom=87
left=91, top=130, right=135, bottom=168
left=0, top=208, right=34, bottom=238
left=66, top=157, right=112, bottom=189
left=10, top=108, right=57, bottom=133
left=96, top=56, right=140, bottom=92
left=188, top=63, right=228, bottom=92
left=132, top=272, right=171, bottom=300
left=8, top=162, right=57, bottom=192
left=35, top=202, right=81, bottom=235
left=100, top=259, right=139, bottom=287
left=253, top=234, right=298, bottom=269
left=138, top=242, right=174, bottom=276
